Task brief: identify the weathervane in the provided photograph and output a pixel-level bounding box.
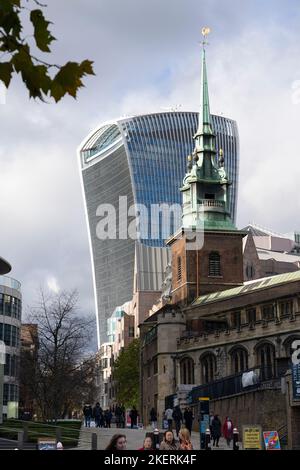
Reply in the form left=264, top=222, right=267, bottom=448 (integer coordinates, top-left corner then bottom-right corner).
left=201, top=26, right=211, bottom=49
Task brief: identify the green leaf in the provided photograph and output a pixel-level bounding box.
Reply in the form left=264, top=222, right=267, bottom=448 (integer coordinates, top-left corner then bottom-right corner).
left=12, top=47, right=51, bottom=99
left=30, top=9, right=55, bottom=53
left=0, top=10, right=22, bottom=38
left=0, top=61, right=13, bottom=87
left=51, top=60, right=94, bottom=102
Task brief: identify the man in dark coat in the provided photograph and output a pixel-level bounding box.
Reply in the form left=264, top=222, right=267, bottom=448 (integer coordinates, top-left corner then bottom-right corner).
left=172, top=405, right=183, bottom=437
left=211, top=415, right=222, bottom=447
left=130, top=406, right=138, bottom=428
left=183, top=407, right=194, bottom=434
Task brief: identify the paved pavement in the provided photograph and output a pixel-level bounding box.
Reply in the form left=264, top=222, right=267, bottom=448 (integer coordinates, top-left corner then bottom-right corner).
left=77, top=424, right=241, bottom=450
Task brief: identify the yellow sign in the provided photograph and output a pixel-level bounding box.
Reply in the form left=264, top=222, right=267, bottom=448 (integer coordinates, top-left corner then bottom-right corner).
left=198, top=397, right=210, bottom=401
left=242, top=425, right=262, bottom=450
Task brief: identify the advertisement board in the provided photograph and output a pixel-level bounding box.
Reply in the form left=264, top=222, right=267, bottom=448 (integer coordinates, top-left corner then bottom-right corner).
left=242, top=425, right=262, bottom=450
left=263, top=431, right=281, bottom=450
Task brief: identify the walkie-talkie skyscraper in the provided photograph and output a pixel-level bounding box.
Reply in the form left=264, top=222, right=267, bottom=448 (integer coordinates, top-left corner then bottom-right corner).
left=78, top=112, right=239, bottom=346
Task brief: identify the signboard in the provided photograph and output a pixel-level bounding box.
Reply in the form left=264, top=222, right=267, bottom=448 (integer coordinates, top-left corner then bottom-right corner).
left=263, top=431, right=281, bottom=450
left=242, top=425, right=262, bottom=450
left=198, top=398, right=210, bottom=450
left=37, top=438, right=57, bottom=451
left=292, top=364, right=300, bottom=400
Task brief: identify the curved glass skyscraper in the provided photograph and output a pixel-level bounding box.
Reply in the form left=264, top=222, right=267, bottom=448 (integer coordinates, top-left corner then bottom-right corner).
left=78, top=112, right=239, bottom=345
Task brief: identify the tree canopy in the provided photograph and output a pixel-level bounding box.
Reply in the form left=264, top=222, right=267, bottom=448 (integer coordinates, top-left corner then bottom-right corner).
left=20, top=289, right=97, bottom=421
left=113, top=338, right=140, bottom=409
left=0, top=0, right=94, bottom=101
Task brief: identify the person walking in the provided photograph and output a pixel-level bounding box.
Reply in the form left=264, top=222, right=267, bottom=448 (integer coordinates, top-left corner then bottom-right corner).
left=164, top=407, right=173, bottom=432
left=105, top=409, right=113, bottom=428
left=211, top=415, right=222, bottom=447
left=159, top=431, right=180, bottom=450
left=223, top=416, right=234, bottom=447
left=130, top=406, right=138, bottom=429
left=150, top=407, right=158, bottom=430
left=178, top=428, right=193, bottom=450
left=183, top=407, right=194, bottom=435
left=83, top=404, right=92, bottom=428
left=173, top=405, right=183, bottom=437
left=105, top=434, right=127, bottom=450
left=93, top=402, right=102, bottom=428
left=115, top=405, right=122, bottom=428
left=138, top=436, right=154, bottom=451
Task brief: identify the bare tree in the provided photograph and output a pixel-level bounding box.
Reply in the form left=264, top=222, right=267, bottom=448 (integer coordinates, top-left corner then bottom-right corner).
left=21, top=289, right=97, bottom=422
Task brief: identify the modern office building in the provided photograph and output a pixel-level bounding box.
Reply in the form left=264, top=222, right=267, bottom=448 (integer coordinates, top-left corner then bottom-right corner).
left=0, top=275, right=22, bottom=420
left=79, top=112, right=239, bottom=346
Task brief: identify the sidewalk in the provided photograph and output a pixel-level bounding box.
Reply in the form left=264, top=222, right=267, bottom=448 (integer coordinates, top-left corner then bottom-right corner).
left=77, top=424, right=241, bottom=450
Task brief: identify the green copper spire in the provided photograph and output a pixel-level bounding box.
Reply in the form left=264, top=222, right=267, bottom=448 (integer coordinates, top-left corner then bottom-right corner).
left=195, top=47, right=214, bottom=141
left=180, top=30, right=236, bottom=231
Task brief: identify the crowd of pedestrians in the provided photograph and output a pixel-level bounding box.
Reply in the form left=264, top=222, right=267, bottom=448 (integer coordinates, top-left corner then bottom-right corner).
left=84, top=402, right=235, bottom=450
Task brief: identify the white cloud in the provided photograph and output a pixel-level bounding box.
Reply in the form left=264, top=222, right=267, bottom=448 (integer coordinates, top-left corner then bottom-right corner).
left=47, top=276, right=60, bottom=294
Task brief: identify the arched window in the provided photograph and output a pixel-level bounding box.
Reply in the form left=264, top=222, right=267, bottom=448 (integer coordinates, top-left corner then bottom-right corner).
left=256, top=342, right=276, bottom=380
left=180, top=358, right=194, bottom=385
left=177, top=257, right=182, bottom=282
left=209, top=252, right=221, bottom=277
left=201, top=353, right=217, bottom=384
left=230, top=347, right=248, bottom=374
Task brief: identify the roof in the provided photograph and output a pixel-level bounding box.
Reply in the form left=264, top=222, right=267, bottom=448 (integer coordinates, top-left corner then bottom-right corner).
left=0, top=256, right=11, bottom=275
left=257, top=249, right=300, bottom=264
left=192, top=270, right=300, bottom=307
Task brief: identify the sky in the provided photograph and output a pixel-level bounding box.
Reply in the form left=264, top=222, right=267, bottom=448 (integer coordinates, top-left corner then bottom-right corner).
left=1, top=0, right=300, bottom=350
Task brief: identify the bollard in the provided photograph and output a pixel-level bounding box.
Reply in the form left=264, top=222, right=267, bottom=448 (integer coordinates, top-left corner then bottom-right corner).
left=56, top=427, right=62, bottom=443
left=17, top=430, right=24, bottom=450
left=91, top=432, right=98, bottom=450
left=233, top=428, right=239, bottom=451
left=23, top=422, right=29, bottom=443
left=153, top=428, right=160, bottom=449
left=205, top=428, right=212, bottom=450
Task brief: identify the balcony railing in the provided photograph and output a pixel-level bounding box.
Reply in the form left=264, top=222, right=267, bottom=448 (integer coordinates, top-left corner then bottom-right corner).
left=188, top=365, right=283, bottom=403
left=198, top=199, right=225, bottom=208
left=0, top=276, right=21, bottom=292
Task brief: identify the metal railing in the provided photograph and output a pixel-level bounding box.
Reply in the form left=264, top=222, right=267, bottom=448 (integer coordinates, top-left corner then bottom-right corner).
left=188, top=365, right=283, bottom=403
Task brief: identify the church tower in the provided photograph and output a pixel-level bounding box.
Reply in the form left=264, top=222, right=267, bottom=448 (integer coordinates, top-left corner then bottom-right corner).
left=167, top=29, right=246, bottom=305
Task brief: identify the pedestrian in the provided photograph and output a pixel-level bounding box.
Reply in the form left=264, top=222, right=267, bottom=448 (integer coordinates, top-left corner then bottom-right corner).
left=223, top=416, right=234, bottom=447
left=149, top=407, right=158, bottom=430
left=172, top=405, right=183, bottom=437
left=159, top=430, right=180, bottom=450
left=115, top=405, right=122, bottom=428
left=138, top=436, right=154, bottom=451
left=209, top=412, right=214, bottom=433
left=105, top=409, right=113, bottom=428
left=130, top=406, right=138, bottom=429
left=178, top=428, right=193, bottom=450
left=211, top=415, right=222, bottom=447
left=105, top=434, right=127, bottom=450
left=93, top=402, right=102, bottom=428
left=164, top=407, right=173, bottom=431
left=183, top=407, right=194, bottom=435
left=83, top=404, right=92, bottom=427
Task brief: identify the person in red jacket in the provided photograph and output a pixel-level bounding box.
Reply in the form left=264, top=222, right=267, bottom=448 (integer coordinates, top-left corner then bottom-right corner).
left=222, top=416, right=234, bottom=447
left=138, top=436, right=154, bottom=450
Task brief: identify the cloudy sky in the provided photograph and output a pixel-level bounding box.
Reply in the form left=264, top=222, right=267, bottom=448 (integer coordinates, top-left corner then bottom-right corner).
left=1, top=0, right=300, bottom=349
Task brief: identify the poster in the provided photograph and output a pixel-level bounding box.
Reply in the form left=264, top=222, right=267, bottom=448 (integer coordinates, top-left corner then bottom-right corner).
left=37, top=438, right=57, bottom=450
left=242, top=425, right=262, bottom=450
left=263, top=431, right=281, bottom=450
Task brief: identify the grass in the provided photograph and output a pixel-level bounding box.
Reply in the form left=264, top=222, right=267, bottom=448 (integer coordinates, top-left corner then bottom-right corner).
left=0, top=419, right=82, bottom=447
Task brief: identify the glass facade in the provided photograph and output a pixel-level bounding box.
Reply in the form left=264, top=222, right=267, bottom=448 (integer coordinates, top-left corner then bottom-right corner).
left=0, top=276, right=22, bottom=416
left=79, top=112, right=239, bottom=345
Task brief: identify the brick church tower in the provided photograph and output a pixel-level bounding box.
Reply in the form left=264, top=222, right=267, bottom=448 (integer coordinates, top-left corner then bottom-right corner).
left=167, top=33, right=246, bottom=306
